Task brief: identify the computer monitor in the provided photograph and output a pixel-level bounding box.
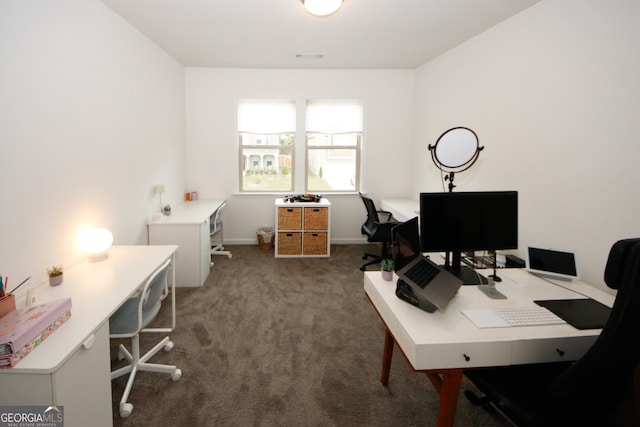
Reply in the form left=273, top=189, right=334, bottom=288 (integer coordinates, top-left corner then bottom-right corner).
left=420, top=191, right=518, bottom=284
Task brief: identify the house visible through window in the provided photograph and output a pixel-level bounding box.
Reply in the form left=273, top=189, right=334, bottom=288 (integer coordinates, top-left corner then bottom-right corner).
left=237, top=98, right=363, bottom=193
left=238, top=99, right=295, bottom=192
left=306, top=99, right=362, bottom=192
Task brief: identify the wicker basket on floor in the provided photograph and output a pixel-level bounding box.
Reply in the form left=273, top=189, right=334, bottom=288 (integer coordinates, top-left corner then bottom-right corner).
left=258, top=234, right=274, bottom=250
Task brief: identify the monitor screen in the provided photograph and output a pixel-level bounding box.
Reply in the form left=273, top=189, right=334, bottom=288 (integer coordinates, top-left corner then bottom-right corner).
left=420, top=191, right=518, bottom=254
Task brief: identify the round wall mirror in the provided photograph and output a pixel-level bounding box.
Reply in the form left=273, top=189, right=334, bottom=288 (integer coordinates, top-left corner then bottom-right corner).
left=430, top=127, right=482, bottom=172
left=428, top=127, right=483, bottom=191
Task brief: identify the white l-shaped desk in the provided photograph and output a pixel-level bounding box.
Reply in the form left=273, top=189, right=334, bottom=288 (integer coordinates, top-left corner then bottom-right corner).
left=0, top=245, right=178, bottom=427
left=364, top=268, right=614, bottom=427
left=379, top=198, right=419, bottom=222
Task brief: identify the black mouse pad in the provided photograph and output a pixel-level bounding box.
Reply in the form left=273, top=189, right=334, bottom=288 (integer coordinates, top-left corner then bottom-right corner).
left=534, top=298, right=612, bottom=330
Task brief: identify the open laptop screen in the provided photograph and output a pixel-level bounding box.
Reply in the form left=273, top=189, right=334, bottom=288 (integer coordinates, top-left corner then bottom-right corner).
left=527, top=247, right=579, bottom=280
left=391, top=217, right=420, bottom=272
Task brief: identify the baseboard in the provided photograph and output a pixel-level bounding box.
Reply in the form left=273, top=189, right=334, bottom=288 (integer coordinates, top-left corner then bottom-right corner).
left=223, top=238, right=370, bottom=245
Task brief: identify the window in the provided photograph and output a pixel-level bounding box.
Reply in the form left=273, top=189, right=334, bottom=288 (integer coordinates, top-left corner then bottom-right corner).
left=306, top=100, right=362, bottom=192
left=238, top=99, right=295, bottom=192
left=238, top=98, right=363, bottom=193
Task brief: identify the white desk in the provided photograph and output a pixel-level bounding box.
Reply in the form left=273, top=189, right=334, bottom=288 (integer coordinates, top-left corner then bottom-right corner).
left=364, top=269, right=614, bottom=427
left=148, top=199, right=224, bottom=287
left=0, top=245, right=178, bottom=427
left=379, top=198, right=419, bottom=222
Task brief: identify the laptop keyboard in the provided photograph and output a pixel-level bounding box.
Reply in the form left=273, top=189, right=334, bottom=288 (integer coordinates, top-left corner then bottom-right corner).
left=405, top=260, right=440, bottom=288
left=492, top=307, right=565, bottom=327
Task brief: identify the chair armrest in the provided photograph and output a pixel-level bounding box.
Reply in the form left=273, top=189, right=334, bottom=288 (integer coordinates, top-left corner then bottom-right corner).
left=376, top=209, right=394, bottom=222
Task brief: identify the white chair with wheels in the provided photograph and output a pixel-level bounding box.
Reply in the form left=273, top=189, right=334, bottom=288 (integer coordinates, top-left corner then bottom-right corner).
left=109, top=258, right=182, bottom=418
left=210, top=202, right=232, bottom=264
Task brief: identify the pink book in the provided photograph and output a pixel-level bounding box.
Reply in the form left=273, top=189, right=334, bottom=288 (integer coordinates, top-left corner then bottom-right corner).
left=0, top=298, right=72, bottom=357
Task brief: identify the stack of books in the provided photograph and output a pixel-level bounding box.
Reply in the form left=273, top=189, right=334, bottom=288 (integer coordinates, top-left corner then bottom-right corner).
left=0, top=297, right=72, bottom=368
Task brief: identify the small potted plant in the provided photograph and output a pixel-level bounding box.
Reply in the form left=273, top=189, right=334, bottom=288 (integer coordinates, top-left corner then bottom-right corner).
left=47, top=265, right=64, bottom=286
left=163, top=204, right=172, bottom=216
left=380, top=259, right=394, bottom=281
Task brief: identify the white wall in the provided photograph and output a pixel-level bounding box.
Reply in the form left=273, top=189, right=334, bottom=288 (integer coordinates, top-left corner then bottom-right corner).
left=412, top=0, right=640, bottom=290
left=0, top=0, right=186, bottom=296
left=185, top=68, right=414, bottom=244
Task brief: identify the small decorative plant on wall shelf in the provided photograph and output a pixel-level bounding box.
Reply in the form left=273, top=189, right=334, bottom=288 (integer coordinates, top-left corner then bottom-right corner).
left=47, top=265, right=64, bottom=286
left=163, top=205, right=172, bottom=216
left=380, top=259, right=394, bottom=281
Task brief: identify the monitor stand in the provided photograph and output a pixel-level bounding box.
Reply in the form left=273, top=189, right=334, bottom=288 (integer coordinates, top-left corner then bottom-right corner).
left=478, top=280, right=507, bottom=299
left=445, top=251, right=488, bottom=285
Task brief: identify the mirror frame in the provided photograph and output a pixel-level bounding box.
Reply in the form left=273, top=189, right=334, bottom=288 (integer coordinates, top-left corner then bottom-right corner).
left=429, top=127, right=483, bottom=173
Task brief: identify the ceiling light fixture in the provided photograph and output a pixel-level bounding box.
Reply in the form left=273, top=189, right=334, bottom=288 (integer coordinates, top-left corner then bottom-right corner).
left=301, top=0, right=343, bottom=17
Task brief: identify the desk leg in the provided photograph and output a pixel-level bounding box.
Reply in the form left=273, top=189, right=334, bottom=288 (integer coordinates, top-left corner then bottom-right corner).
left=381, top=328, right=394, bottom=386
left=425, top=369, right=463, bottom=427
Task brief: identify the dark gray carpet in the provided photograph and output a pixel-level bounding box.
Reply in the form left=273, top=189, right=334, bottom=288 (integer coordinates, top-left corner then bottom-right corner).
left=111, top=244, right=510, bottom=426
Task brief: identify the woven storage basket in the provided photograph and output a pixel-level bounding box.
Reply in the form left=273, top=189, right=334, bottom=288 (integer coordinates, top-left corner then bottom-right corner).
left=278, top=207, right=302, bottom=230
left=257, top=234, right=274, bottom=250
left=303, top=232, right=328, bottom=255
left=304, top=207, right=328, bottom=230
left=277, top=232, right=302, bottom=255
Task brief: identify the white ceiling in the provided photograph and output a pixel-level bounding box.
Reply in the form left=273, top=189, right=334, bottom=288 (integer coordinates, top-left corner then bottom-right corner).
left=100, top=0, right=541, bottom=69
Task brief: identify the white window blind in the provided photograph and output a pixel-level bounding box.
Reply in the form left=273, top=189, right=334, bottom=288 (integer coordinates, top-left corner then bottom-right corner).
left=238, top=99, right=296, bottom=134
left=305, top=99, right=363, bottom=133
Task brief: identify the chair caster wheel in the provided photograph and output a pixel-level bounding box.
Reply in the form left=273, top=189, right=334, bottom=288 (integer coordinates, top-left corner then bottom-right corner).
left=172, top=369, right=182, bottom=381
left=227, top=254, right=232, bottom=259
left=362, top=255, right=368, bottom=260
left=119, top=402, right=133, bottom=418
left=164, top=341, right=174, bottom=352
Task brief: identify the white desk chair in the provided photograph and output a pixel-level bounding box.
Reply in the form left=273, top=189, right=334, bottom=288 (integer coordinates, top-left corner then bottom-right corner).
left=210, top=202, right=232, bottom=263
left=109, top=258, right=182, bottom=418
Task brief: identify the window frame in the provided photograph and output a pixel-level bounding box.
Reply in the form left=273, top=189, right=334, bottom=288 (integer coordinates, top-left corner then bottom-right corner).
left=237, top=98, right=363, bottom=194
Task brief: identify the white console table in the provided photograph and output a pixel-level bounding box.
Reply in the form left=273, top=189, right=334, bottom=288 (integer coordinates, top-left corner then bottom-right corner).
left=0, top=245, right=177, bottom=427
left=148, top=199, right=224, bottom=287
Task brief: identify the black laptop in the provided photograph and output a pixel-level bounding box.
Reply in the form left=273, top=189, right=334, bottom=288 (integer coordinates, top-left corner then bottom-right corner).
left=392, top=217, right=462, bottom=311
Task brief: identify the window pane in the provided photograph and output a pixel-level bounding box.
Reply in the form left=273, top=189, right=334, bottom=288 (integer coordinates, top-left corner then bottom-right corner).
left=305, top=100, right=362, bottom=192
left=307, top=148, right=356, bottom=192
left=238, top=98, right=295, bottom=193
left=241, top=132, right=293, bottom=192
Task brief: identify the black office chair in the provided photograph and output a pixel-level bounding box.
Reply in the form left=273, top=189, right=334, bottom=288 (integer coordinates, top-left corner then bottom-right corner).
left=464, top=238, right=640, bottom=427
left=359, top=193, right=399, bottom=271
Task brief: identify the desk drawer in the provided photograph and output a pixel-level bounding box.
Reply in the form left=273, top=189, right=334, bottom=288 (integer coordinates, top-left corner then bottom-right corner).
left=415, top=341, right=511, bottom=370
left=511, top=336, right=596, bottom=364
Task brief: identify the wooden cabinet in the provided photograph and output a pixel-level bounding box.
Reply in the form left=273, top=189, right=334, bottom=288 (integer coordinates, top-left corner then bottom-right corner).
left=275, top=198, right=330, bottom=257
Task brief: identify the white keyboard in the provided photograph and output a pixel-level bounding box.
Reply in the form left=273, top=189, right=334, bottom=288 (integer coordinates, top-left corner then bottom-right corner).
left=463, top=307, right=566, bottom=328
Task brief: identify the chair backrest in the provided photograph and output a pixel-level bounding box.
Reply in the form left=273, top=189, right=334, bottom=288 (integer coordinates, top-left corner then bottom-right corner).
left=548, top=238, right=640, bottom=414
left=210, top=202, right=226, bottom=235
left=139, top=258, right=171, bottom=325
left=359, top=193, right=380, bottom=228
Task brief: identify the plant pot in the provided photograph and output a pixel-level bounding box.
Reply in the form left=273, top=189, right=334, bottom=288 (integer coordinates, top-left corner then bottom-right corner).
left=49, top=274, right=63, bottom=286
left=381, top=270, right=393, bottom=281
